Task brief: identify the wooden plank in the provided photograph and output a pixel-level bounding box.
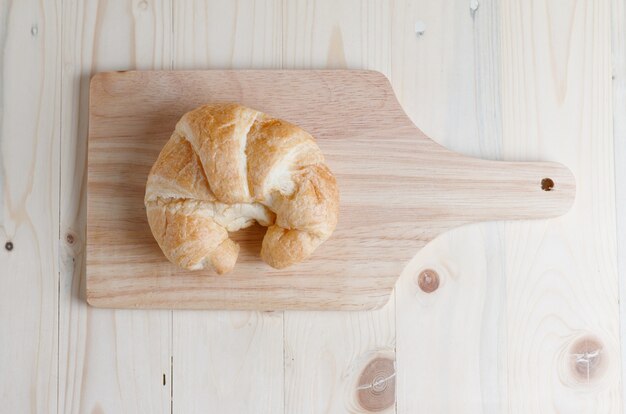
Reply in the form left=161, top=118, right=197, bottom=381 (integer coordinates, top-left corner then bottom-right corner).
left=0, top=1, right=60, bottom=412
left=282, top=2, right=397, bottom=413
left=394, top=0, right=622, bottom=411
left=285, top=310, right=395, bottom=413
left=58, top=1, right=172, bottom=413
left=612, top=0, right=626, bottom=404
left=173, top=0, right=281, bottom=69
left=392, top=0, right=509, bottom=412
left=499, top=0, right=620, bottom=411
left=171, top=1, right=284, bottom=413
left=173, top=310, right=283, bottom=413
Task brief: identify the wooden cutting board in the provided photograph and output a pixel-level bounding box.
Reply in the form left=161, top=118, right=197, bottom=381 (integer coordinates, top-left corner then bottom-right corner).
left=87, top=70, right=575, bottom=310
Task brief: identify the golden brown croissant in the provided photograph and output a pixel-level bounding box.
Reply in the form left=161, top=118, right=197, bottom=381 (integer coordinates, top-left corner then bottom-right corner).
left=144, top=103, right=339, bottom=274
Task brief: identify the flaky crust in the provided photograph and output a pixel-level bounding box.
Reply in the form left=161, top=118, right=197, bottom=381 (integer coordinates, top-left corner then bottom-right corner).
left=144, top=103, right=339, bottom=274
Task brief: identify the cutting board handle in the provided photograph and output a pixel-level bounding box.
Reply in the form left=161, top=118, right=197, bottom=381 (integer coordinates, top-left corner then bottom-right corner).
left=428, top=148, right=576, bottom=224
left=378, top=70, right=576, bottom=228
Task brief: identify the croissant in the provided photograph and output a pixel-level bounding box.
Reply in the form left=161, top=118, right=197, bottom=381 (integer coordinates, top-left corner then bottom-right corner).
left=144, top=103, right=339, bottom=274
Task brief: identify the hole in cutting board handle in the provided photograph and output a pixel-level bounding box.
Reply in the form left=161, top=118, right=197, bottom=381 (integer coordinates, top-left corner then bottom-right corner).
left=541, top=177, right=555, bottom=191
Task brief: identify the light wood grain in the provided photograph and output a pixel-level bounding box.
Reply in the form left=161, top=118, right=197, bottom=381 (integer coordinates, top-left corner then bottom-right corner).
left=285, top=309, right=395, bottom=414
left=612, top=0, right=626, bottom=405
left=171, top=2, right=284, bottom=413
left=173, top=0, right=281, bottom=70
left=282, top=3, right=397, bottom=413
left=0, top=1, right=60, bottom=412
left=58, top=1, right=172, bottom=413
left=392, top=0, right=510, bottom=411
left=86, top=69, right=574, bottom=311
left=396, top=231, right=508, bottom=412
left=173, top=310, right=283, bottom=413
left=500, top=0, right=620, bottom=410
left=395, top=0, right=622, bottom=411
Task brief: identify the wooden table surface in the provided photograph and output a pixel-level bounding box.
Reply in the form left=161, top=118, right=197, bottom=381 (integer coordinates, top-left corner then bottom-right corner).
left=1, top=0, right=623, bottom=413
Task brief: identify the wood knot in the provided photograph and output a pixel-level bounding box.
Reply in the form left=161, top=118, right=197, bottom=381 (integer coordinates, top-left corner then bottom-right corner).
left=356, top=357, right=395, bottom=412
left=569, top=336, right=604, bottom=383
left=4, top=241, right=13, bottom=251
left=417, top=269, right=439, bottom=293
left=63, top=230, right=83, bottom=257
